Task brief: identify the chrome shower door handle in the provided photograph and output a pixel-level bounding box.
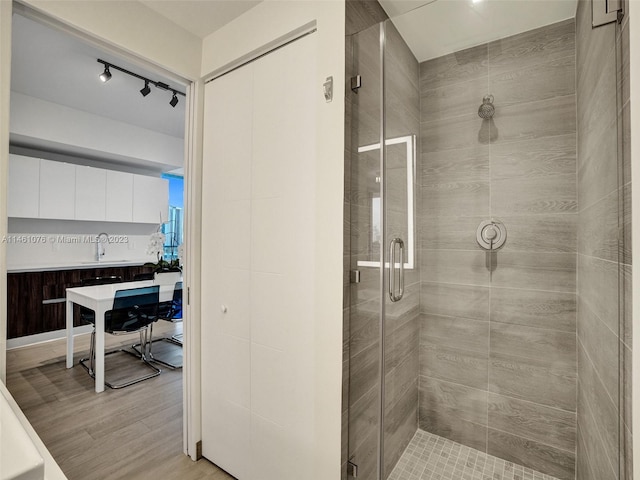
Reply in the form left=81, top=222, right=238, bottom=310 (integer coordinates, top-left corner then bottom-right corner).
left=388, top=238, right=405, bottom=302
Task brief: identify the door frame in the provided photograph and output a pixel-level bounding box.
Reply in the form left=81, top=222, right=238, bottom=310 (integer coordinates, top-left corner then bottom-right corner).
left=0, top=1, right=201, bottom=460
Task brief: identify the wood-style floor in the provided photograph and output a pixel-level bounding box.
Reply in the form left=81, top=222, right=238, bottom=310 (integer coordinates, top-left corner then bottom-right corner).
left=6, top=323, right=234, bottom=480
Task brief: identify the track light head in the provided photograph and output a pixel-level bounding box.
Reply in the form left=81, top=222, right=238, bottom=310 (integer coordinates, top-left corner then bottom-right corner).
left=170, top=92, right=179, bottom=108
left=140, top=81, right=151, bottom=97
left=99, top=65, right=112, bottom=83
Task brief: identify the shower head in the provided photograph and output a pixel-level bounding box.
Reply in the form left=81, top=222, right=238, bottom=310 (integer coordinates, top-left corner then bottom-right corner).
left=478, top=94, right=495, bottom=119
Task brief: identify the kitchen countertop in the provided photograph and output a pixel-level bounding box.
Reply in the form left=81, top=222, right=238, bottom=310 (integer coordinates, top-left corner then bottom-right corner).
left=7, top=259, right=151, bottom=273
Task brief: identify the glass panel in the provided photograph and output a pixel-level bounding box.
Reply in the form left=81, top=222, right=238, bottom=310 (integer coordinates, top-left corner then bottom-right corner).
left=346, top=22, right=383, bottom=480
left=381, top=20, right=420, bottom=478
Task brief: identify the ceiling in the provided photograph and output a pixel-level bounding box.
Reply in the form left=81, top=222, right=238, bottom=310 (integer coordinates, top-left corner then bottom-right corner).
left=10, top=1, right=262, bottom=152
left=141, top=0, right=262, bottom=39
left=379, top=0, right=578, bottom=62
left=11, top=13, right=187, bottom=140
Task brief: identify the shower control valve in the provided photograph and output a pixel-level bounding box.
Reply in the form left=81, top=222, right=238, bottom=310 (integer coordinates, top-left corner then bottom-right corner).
left=476, top=219, right=507, bottom=251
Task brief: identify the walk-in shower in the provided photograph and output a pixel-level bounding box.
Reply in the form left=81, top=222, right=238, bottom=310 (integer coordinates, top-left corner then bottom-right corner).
left=343, top=0, right=631, bottom=479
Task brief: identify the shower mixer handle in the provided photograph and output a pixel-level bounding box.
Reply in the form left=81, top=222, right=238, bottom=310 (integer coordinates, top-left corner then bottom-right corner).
left=476, top=219, right=507, bottom=251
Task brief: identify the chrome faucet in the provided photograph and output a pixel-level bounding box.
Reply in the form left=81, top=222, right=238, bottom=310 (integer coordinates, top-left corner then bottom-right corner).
left=96, top=232, right=110, bottom=261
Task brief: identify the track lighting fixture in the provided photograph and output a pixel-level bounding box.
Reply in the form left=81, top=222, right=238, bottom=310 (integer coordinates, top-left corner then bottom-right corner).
left=97, top=59, right=185, bottom=108
left=140, top=81, right=151, bottom=97
left=99, top=65, right=112, bottom=83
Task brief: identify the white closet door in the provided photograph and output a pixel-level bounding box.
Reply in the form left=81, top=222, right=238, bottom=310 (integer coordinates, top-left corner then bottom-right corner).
left=201, top=33, right=317, bottom=480
left=201, top=56, right=254, bottom=480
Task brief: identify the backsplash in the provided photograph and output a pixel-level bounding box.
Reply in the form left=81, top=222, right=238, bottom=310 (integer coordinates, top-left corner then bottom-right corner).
left=6, top=218, right=162, bottom=268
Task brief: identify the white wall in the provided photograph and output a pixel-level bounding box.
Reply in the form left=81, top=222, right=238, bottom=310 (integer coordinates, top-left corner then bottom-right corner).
left=201, top=1, right=345, bottom=477
left=11, top=93, right=184, bottom=171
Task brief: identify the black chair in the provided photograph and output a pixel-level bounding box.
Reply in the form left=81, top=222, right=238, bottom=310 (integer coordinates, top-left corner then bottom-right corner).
left=79, top=285, right=162, bottom=389
left=134, top=281, right=183, bottom=369
left=79, top=276, right=123, bottom=326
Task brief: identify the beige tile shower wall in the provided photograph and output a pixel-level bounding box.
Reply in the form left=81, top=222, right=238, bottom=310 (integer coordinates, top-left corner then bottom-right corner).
left=575, top=0, right=632, bottom=479
left=419, top=19, right=577, bottom=480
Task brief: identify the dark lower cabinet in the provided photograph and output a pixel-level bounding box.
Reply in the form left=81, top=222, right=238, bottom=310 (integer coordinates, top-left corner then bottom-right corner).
left=7, top=272, right=43, bottom=338
left=8, top=265, right=154, bottom=339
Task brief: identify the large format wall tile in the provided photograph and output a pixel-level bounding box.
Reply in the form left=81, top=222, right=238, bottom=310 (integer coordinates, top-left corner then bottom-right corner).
left=421, top=282, right=490, bottom=320
left=420, top=313, right=489, bottom=353
left=577, top=190, right=619, bottom=261
left=497, top=214, right=577, bottom=254
left=578, top=254, right=619, bottom=333
left=418, top=377, right=488, bottom=451
left=489, top=352, right=576, bottom=411
left=577, top=342, right=619, bottom=472
left=492, top=173, right=576, bottom=215
left=492, top=95, right=576, bottom=145
left=421, top=179, right=490, bottom=218
left=577, top=296, right=619, bottom=402
left=490, top=55, right=575, bottom=107
left=491, top=134, right=577, bottom=179
left=420, top=78, right=488, bottom=121
left=421, top=114, right=492, bottom=152
left=491, top=287, right=576, bottom=332
left=488, top=19, right=575, bottom=77
left=420, top=343, right=488, bottom=390
left=419, top=44, right=488, bottom=91
left=488, top=393, right=576, bottom=452
left=419, top=215, right=486, bottom=250
left=421, top=249, right=490, bottom=286
left=487, top=429, right=576, bottom=480
left=490, top=322, right=576, bottom=366
left=490, top=252, right=576, bottom=292
left=421, top=145, right=490, bottom=183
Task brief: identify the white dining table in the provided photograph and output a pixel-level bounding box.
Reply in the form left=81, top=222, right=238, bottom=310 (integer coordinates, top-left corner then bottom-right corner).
left=65, top=280, right=177, bottom=393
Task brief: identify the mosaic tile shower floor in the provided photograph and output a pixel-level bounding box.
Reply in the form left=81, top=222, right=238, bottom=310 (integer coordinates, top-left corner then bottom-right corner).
left=388, top=430, right=560, bottom=480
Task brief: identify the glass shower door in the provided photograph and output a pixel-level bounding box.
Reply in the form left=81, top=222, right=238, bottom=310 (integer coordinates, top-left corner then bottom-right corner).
left=345, top=19, right=419, bottom=480
left=380, top=19, right=420, bottom=478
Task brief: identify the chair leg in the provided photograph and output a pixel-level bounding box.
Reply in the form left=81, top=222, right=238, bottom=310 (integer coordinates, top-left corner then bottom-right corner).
left=132, top=321, right=182, bottom=369
left=79, top=330, right=96, bottom=375
left=80, top=326, right=161, bottom=389
left=89, top=330, right=95, bottom=374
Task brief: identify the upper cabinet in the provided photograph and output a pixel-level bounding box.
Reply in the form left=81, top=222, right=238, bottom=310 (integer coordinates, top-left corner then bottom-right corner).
left=39, top=160, right=75, bottom=219
left=75, top=166, right=107, bottom=221
left=132, top=175, right=169, bottom=223
left=8, top=154, right=39, bottom=218
left=7, top=155, right=168, bottom=224
left=105, top=170, right=133, bottom=222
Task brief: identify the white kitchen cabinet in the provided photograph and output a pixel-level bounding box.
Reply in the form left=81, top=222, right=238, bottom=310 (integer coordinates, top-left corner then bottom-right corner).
left=105, top=170, right=133, bottom=222
left=39, top=159, right=75, bottom=220
left=75, top=165, right=106, bottom=221
left=7, top=155, right=169, bottom=224
left=7, top=154, right=40, bottom=218
left=132, top=175, right=168, bottom=224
